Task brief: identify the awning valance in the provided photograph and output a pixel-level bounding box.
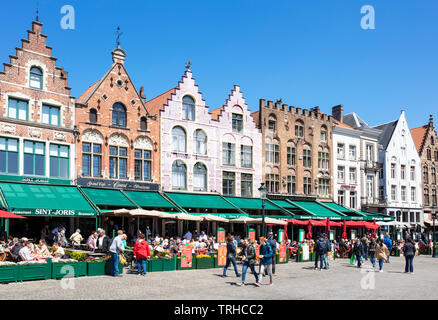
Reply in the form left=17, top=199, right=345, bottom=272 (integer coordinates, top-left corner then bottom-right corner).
left=0, top=182, right=97, bottom=217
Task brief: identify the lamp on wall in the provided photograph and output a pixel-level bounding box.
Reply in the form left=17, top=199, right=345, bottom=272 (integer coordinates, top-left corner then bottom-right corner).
left=105, top=136, right=108, bottom=146
left=73, top=125, right=80, bottom=142
left=154, top=142, right=158, bottom=152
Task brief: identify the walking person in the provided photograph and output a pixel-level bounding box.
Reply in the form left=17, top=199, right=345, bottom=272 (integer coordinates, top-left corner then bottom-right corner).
left=323, top=233, right=331, bottom=270
left=353, top=239, right=364, bottom=268
left=403, top=238, right=416, bottom=274
left=267, top=232, right=277, bottom=276
left=222, top=235, right=240, bottom=278
left=361, top=234, right=369, bottom=261
left=384, top=234, right=393, bottom=263
left=109, top=233, right=126, bottom=277
left=368, top=237, right=377, bottom=269
left=376, top=239, right=390, bottom=272
left=314, top=235, right=325, bottom=271
left=237, top=239, right=259, bottom=286
left=257, top=237, right=273, bottom=286
left=133, top=233, right=150, bottom=276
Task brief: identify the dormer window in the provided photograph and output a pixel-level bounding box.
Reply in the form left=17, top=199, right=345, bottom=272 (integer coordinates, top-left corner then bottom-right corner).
left=29, top=66, right=43, bottom=89
left=89, top=108, right=98, bottom=123
left=140, top=117, right=147, bottom=131
left=112, top=103, right=126, bottom=127
left=232, top=113, right=243, bottom=133
left=182, top=96, right=195, bottom=121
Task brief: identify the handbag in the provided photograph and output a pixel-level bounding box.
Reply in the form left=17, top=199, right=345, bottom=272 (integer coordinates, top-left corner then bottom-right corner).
left=119, top=253, right=126, bottom=264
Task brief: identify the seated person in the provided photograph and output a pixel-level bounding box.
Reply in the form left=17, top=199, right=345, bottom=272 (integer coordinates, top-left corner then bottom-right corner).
left=36, top=240, right=50, bottom=257
left=52, top=242, right=65, bottom=258
left=18, top=241, right=34, bottom=262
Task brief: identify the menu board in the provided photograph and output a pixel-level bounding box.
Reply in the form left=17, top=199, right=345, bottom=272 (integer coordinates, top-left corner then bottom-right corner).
left=217, top=244, right=227, bottom=266
left=279, top=243, right=287, bottom=263
left=255, top=244, right=260, bottom=264
left=248, top=229, right=256, bottom=243
left=217, top=228, right=226, bottom=244
left=302, top=243, right=310, bottom=261
left=181, top=244, right=193, bottom=268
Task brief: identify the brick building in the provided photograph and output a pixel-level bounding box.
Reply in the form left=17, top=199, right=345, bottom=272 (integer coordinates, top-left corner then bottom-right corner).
left=75, top=45, right=160, bottom=191
left=411, top=115, right=438, bottom=227
left=252, top=100, right=333, bottom=200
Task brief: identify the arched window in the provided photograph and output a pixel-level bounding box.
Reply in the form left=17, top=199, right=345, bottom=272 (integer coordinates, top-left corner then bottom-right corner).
left=320, top=125, right=327, bottom=142
left=182, top=95, right=195, bottom=121
left=140, top=117, right=147, bottom=131
left=268, top=114, right=277, bottom=133
left=193, top=162, right=207, bottom=192
left=295, top=120, right=304, bottom=137
left=172, top=126, right=186, bottom=152
left=89, top=108, right=98, bottom=123
left=112, top=103, right=126, bottom=127
left=194, top=129, right=207, bottom=155
left=29, top=66, right=43, bottom=89
left=172, top=160, right=187, bottom=190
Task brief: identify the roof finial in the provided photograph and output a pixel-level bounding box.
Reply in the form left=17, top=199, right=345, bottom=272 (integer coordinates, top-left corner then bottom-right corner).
left=430, top=114, right=434, bottom=127
left=185, top=60, right=192, bottom=69
left=36, top=0, right=39, bottom=21
left=115, top=26, right=123, bottom=48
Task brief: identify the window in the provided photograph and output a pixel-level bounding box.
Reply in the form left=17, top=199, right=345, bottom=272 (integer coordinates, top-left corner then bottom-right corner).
left=89, top=108, right=98, bottom=123
left=402, top=212, right=408, bottom=223
left=337, top=144, right=345, bottom=159
left=367, top=176, right=374, bottom=200
left=318, top=178, right=330, bottom=197
left=409, top=212, right=415, bottom=223
left=241, top=173, right=253, bottom=197
left=194, top=129, right=207, bottom=155
left=172, top=160, right=187, bottom=190
left=287, top=175, right=296, bottom=194
left=411, top=187, right=416, bottom=202
left=337, top=166, right=345, bottom=182
left=295, top=122, right=304, bottom=137
left=24, top=140, right=45, bottom=176
left=391, top=185, right=397, bottom=201
left=435, top=151, right=438, bottom=162
left=109, top=146, right=127, bottom=179
left=287, top=146, right=296, bottom=166
left=222, top=142, right=235, bottom=166
left=423, top=166, right=429, bottom=184
left=401, top=186, right=407, bottom=202
left=303, top=149, right=312, bottom=168
left=240, top=145, right=253, bottom=168
left=432, top=167, right=436, bottom=184
left=349, top=145, right=356, bottom=160
left=42, top=105, right=60, bottom=126
left=29, top=66, right=43, bottom=89
left=410, top=166, right=415, bottom=181
left=134, top=149, right=151, bottom=181
left=0, top=137, right=18, bottom=174
left=265, top=144, right=279, bottom=164
left=432, top=189, right=437, bottom=206
left=366, top=144, right=373, bottom=162
left=268, top=120, right=276, bottom=133
left=401, top=165, right=406, bottom=180
left=349, top=191, right=357, bottom=208
left=82, top=143, right=101, bottom=177
left=427, top=149, right=432, bottom=160
left=49, top=144, right=69, bottom=178
left=303, top=177, right=312, bottom=195
left=266, top=174, right=279, bottom=193
left=232, top=113, right=243, bottom=133
left=391, top=163, right=396, bottom=179
left=193, top=162, right=207, bottom=192
left=112, top=103, right=126, bottom=127
left=320, top=130, right=327, bottom=142
left=349, top=167, right=357, bottom=184
left=424, top=188, right=430, bottom=206
left=182, top=96, right=195, bottom=121
left=337, top=190, right=345, bottom=205
left=8, top=98, right=28, bottom=121
left=140, top=117, right=147, bottom=131
left=318, top=151, right=329, bottom=170
left=172, top=126, right=186, bottom=153
left=223, top=171, right=235, bottom=196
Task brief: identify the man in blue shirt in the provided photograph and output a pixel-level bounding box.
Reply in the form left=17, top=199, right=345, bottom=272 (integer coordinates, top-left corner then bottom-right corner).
left=183, top=230, right=192, bottom=240
left=384, top=234, right=393, bottom=263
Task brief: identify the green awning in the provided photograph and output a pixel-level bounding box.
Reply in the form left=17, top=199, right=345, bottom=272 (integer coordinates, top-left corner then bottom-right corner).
left=224, top=197, right=280, bottom=211
left=191, top=213, right=248, bottom=219
left=124, top=191, right=178, bottom=209
left=81, top=188, right=135, bottom=208
left=0, top=182, right=96, bottom=217
left=165, top=192, right=239, bottom=210
left=290, top=201, right=344, bottom=220
left=320, top=202, right=365, bottom=217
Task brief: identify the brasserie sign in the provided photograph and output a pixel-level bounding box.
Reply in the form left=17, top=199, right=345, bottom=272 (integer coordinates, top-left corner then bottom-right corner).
left=77, top=178, right=159, bottom=191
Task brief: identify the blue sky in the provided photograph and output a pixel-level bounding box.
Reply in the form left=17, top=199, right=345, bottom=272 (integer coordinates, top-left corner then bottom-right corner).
left=1, top=0, right=437, bottom=128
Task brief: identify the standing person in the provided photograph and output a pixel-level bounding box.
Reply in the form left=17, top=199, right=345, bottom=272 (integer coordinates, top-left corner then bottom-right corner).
left=87, top=231, right=98, bottom=251
left=237, top=239, right=259, bottom=286
left=361, top=234, right=369, bottom=261
left=353, top=239, right=364, bottom=268
left=183, top=230, right=193, bottom=241
left=314, top=235, right=325, bottom=271
left=323, top=233, right=331, bottom=270
left=109, top=233, right=126, bottom=277
left=133, top=233, right=151, bottom=276
left=368, top=237, right=377, bottom=269
left=375, top=239, right=390, bottom=272
left=96, top=230, right=111, bottom=254
left=40, top=225, right=50, bottom=244
left=58, top=230, right=67, bottom=247
left=257, top=237, right=273, bottom=286
left=222, top=235, right=240, bottom=278
left=403, top=238, right=416, bottom=274
left=199, top=231, right=208, bottom=242
left=384, top=234, right=393, bottom=263
left=69, top=229, right=83, bottom=249
left=266, top=232, right=277, bottom=276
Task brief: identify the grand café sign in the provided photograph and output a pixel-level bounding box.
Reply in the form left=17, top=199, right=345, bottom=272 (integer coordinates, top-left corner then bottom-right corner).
left=77, top=178, right=159, bottom=191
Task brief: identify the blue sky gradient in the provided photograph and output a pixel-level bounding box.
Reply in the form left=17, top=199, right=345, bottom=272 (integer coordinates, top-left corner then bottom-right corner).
left=1, top=0, right=437, bottom=128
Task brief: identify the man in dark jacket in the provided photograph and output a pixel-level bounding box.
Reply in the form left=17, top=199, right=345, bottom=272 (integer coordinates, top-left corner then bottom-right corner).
left=322, top=233, right=331, bottom=270
left=267, top=232, right=277, bottom=276
left=237, top=239, right=259, bottom=286
left=314, top=235, right=325, bottom=271
left=96, top=230, right=111, bottom=254
left=222, top=235, right=240, bottom=278
left=353, top=239, right=364, bottom=268
left=403, top=238, right=416, bottom=274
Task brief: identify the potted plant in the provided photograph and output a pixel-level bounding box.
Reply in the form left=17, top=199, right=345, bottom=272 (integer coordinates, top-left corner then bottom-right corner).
left=0, top=261, right=19, bottom=283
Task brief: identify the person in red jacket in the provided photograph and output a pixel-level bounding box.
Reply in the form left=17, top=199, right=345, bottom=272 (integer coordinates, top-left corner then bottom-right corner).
left=133, top=233, right=151, bottom=276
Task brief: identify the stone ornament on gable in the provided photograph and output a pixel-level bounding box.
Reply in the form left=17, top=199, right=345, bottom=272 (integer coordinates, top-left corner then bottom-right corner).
left=82, top=129, right=103, bottom=144
left=28, top=127, right=42, bottom=138
left=109, top=133, right=129, bottom=147
left=54, top=131, right=66, bottom=142
left=134, top=136, right=153, bottom=150
left=0, top=123, right=16, bottom=134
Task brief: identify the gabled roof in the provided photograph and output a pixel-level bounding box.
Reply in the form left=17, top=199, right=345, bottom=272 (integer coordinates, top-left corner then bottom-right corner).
left=333, top=118, right=354, bottom=129
left=76, top=79, right=100, bottom=104
left=145, top=87, right=176, bottom=116
left=210, top=106, right=224, bottom=121
left=343, top=112, right=370, bottom=129
left=410, top=125, right=428, bottom=154
left=373, top=120, right=398, bottom=150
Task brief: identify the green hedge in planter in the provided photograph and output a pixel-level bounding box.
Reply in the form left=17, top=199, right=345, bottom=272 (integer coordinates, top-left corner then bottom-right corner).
left=18, top=262, right=51, bottom=282
left=52, top=261, right=87, bottom=279
left=0, top=265, right=19, bottom=283
left=87, top=260, right=107, bottom=276
left=148, top=258, right=163, bottom=272
left=195, top=256, right=214, bottom=269
left=162, top=257, right=176, bottom=271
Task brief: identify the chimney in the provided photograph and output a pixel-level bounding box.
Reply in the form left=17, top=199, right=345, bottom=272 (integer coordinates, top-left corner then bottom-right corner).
left=332, top=105, right=344, bottom=122
left=429, top=114, right=434, bottom=127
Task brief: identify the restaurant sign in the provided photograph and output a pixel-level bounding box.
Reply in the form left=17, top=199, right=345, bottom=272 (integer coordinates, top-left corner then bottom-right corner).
left=77, top=178, right=159, bottom=191
left=11, top=208, right=95, bottom=217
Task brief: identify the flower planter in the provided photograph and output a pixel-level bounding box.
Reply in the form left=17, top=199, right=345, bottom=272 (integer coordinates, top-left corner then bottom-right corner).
left=162, top=257, right=176, bottom=271
left=18, top=262, right=51, bottom=282
left=0, top=265, right=19, bottom=283
left=87, top=261, right=107, bottom=276
left=276, top=253, right=289, bottom=264
left=52, top=261, right=87, bottom=279
left=195, top=256, right=214, bottom=269
left=105, top=261, right=124, bottom=275
left=177, top=255, right=194, bottom=270
left=148, top=259, right=163, bottom=272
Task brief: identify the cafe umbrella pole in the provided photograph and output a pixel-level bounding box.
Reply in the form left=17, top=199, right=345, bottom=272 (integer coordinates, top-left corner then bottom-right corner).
left=258, top=183, right=267, bottom=238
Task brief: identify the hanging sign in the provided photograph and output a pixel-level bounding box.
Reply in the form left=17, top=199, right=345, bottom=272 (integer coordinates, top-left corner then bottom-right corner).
left=181, top=244, right=193, bottom=268
left=217, top=244, right=227, bottom=266
left=279, top=243, right=287, bottom=263
left=217, top=227, right=226, bottom=244
left=248, top=228, right=256, bottom=243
